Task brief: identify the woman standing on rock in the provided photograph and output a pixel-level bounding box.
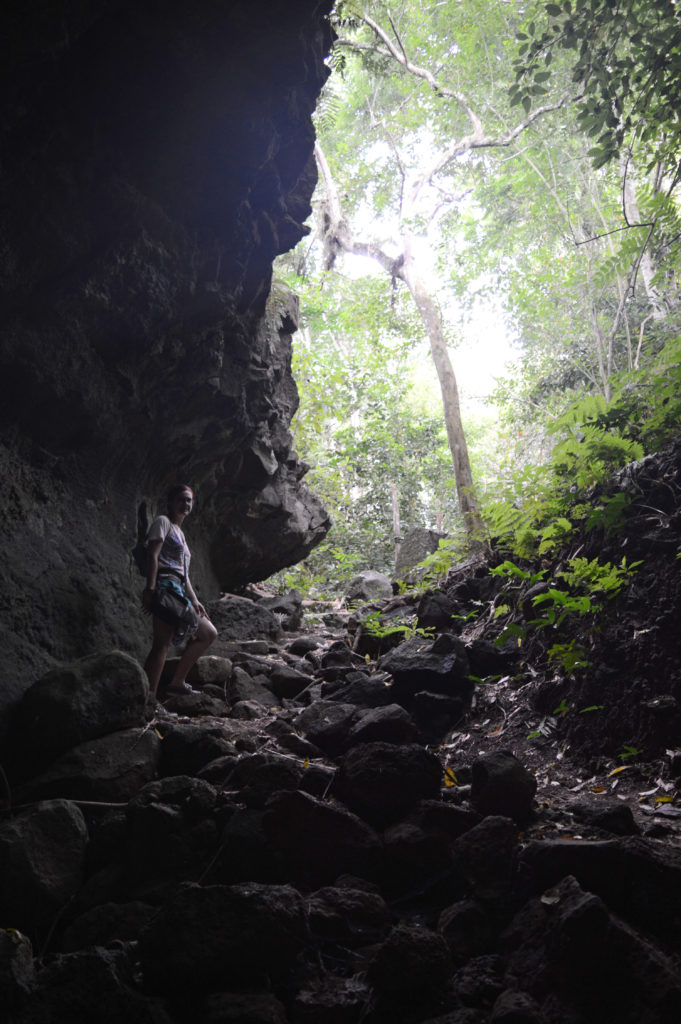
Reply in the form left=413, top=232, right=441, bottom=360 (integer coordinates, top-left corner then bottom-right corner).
left=142, top=484, right=217, bottom=701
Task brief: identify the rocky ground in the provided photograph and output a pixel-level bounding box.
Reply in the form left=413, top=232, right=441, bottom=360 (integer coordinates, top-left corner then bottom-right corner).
left=1, top=441, right=681, bottom=1024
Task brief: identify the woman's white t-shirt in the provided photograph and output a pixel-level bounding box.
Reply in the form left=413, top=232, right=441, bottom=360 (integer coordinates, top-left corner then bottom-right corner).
left=146, top=516, right=190, bottom=577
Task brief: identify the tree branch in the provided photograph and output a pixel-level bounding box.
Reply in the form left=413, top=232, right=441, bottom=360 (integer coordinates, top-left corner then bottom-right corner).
left=314, top=141, right=404, bottom=278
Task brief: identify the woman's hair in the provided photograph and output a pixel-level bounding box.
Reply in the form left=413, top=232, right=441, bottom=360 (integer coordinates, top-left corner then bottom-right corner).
left=167, top=484, right=194, bottom=508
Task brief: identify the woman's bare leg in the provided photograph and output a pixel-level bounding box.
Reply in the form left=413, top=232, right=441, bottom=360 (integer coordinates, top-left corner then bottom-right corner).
left=144, top=616, right=175, bottom=697
left=167, top=616, right=218, bottom=690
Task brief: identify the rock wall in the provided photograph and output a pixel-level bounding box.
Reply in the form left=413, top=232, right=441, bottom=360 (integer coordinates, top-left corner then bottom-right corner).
left=0, top=0, right=333, bottom=697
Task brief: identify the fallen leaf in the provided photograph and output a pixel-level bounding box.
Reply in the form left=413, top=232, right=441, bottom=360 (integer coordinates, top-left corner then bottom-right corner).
left=444, top=766, right=457, bottom=787
left=607, top=766, right=631, bottom=777
left=591, top=786, right=606, bottom=793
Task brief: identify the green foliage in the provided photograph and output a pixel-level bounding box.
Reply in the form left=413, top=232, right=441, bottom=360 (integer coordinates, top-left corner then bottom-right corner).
left=511, top=0, right=681, bottom=173
left=619, top=744, right=643, bottom=763
left=489, top=561, right=547, bottom=586
left=482, top=336, right=681, bottom=559
left=491, top=552, right=640, bottom=667
left=396, top=536, right=469, bottom=594
left=557, top=556, right=642, bottom=597
left=547, top=641, right=590, bottom=671
left=362, top=609, right=434, bottom=642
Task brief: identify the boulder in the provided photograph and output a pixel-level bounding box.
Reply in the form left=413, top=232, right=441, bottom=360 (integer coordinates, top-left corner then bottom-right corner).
left=60, top=901, right=155, bottom=953
left=269, top=664, right=313, bottom=699
left=22, top=946, right=172, bottom=1023
left=335, top=742, right=442, bottom=827
left=503, top=874, right=681, bottom=1022
left=416, top=590, right=461, bottom=631
left=568, top=799, right=640, bottom=836
left=380, top=634, right=472, bottom=704
left=0, top=799, right=88, bottom=941
left=367, top=922, right=452, bottom=1001
left=346, top=704, right=418, bottom=747
left=382, top=821, right=460, bottom=903
left=208, top=595, right=283, bottom=641
left=305, top=885, right=392, bottom=947
left=187, top=656, right=233, bottom=686
left=203, top=992, right=288, bottom=1024
left=12, top=651, right=148, bottom=769
left=14, top=728, right=161, bottom=804
left=395, top=528, right=447, bottom=577
left=453, top=815, right=520, bottom=904
left=159, top=722, right=240, bottom=776
left=232, top=751, right=305, bottom=807
left=519, top=835, right=681, bottom=939
left=438, top=899, right=495, bottom=966
left=256, top=590, right=304, bottom=631
left=471, top=751, right=537, bottom=824
left=345, top=570, right=393, bottom=604
left=228, top=666, right=280, bottom=708
left=263, top=789, right=382, bottom=888
left=412, top=690, right=468, bottom=741
left=294, top=701, right=361, bottom=756
left=138, top=883, right=308, bottom=992
left=320, top=671, right=396, bottom=708
left=0, top=928, right=35, bottom=1010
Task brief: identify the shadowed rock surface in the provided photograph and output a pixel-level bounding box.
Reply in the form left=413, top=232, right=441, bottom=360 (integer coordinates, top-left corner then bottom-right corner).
left=0, top=0, right=332, bottom=696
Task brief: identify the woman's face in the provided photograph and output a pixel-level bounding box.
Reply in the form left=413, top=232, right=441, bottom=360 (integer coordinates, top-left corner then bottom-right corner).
left=170, top=489, right=194, bottom=520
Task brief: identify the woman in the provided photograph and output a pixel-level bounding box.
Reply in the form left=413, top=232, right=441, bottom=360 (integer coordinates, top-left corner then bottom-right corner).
left=142, top=484, right=217, bottom=699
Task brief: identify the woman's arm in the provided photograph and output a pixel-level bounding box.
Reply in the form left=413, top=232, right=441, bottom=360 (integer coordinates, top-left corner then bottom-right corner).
left=185, top=575, right=207, bottom=618
left=141, top=539, right=163, bottom=614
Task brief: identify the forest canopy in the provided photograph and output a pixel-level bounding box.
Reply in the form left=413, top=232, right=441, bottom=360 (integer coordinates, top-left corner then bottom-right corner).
left=271, top=0, right=681, bottom=596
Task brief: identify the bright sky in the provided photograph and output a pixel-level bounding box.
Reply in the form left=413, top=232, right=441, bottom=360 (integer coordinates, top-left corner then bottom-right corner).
left=341, top=248, right=517, bottom=412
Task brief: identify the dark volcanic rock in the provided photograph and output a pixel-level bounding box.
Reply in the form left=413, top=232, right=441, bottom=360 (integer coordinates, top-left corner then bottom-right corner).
left=380, top=634, right=472, bottom=704
left=14, top=727, right=161, bottom=804
left=336, top=741, right=443, bottom=826
left=0, top=799, right=88, bottom=942
left=22, top=946, right=171, bottom=1024
left=60, top=901, right=155, bottom=953
left=208, top=595, right=283, bottom=642
left=0, top=923, right=35, bottom=1009
left=0, top=0, right=333, bottom=694
left=138, top=882, right=307, bottom=992
left=503, top=874, right=681, bottom=1023
left=470, top=751, right=537, bottom=824
left=305, top=885, right=392, bottom=947
left=202, top=991, right=288, bottom=1024
left=11, top=651, right=148, bottom=771
left=294, top=700, right=361, bottom=755
left=367, top=922, right=452, bottom=1001
left=519, top=835, right=681, bottom=940
left=257, top=589, right=304, bottom=631
left=263, top=789, right=382, bottom=887
left=346, top=703, right=418, bottom=746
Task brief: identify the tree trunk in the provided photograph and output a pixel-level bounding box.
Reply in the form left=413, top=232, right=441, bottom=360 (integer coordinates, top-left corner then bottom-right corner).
left=401, top=236, right=485, bottom=541
left=390, top=482, right=402, bottom=566
left=620, top=156, right=667, bottom=321
left=314, top=141, right=485, bottom=547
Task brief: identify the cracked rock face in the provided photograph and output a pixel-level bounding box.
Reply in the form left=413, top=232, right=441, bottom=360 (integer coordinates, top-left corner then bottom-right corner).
left=0, top=0, right=333, bottom=692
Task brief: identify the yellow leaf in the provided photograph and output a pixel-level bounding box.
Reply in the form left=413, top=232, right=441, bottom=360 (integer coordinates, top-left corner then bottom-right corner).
left=591, top=785, right=606, bottom=793
left=154, top=728, right=163, bottom=739
left=444, top=766, right=457, bottom=787
left=607, top=765, right=630, bottom=777
left=303, top=757, right=310, bottom=769
left=655, top=795, right=674, bottom=805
